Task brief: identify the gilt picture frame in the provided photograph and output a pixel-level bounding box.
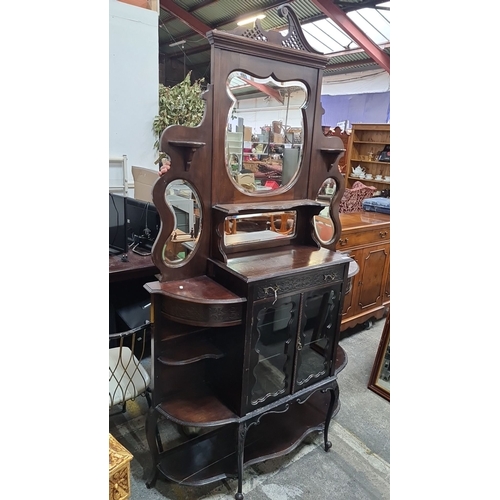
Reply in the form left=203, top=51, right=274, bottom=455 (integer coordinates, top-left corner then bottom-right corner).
left=368, top=312, right=390, bottom=402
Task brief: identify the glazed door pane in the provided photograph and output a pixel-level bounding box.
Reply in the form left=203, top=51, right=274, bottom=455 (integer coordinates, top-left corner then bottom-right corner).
left=248, top=295, right=299, bottom=409
left=295, top=284, right=342, bottom=390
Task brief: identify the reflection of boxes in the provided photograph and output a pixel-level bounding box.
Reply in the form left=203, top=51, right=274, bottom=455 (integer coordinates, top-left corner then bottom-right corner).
left=244, top=126, right=252, bottom=141
left=272, top=133, right=284, bottom=144
left=265, top=180, right=280, bottom=190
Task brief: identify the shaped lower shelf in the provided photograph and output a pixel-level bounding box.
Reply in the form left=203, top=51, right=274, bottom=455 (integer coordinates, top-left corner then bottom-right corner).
left=155, top=389, right=339, bottom=486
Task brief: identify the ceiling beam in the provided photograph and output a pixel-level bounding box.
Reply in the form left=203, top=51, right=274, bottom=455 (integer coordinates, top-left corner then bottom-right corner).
left=310, top=0, right=390, bottom=73
left=160, top=0, right=212, bottom=36
left=240, top=77, right=284, bottom=104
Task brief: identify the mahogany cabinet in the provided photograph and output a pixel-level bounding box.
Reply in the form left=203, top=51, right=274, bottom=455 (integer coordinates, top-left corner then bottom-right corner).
left=338, top=212, right=390, bottom=331
left=143, top=7, right=354, bottom=499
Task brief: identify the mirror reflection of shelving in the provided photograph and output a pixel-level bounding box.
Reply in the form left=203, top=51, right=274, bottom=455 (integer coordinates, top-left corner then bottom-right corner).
left=226, top=71, right=305, bottom=193
left=226, top=131, right=243, bottom=172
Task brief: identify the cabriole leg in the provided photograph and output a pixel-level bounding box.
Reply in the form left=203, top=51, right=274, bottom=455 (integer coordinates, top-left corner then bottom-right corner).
left=235, top=423, right=247, bottom=500
left=323, top=383, right=339, bottom=451
left=145, top=408, right=160, bottom=488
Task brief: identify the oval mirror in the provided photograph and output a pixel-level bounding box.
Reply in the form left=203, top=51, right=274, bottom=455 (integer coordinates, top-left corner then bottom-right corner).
left=161, top=180, right=201, bottom=264
left=226, top=71, right=307, bottom=194
left=314, top=177, right=338, bottom=244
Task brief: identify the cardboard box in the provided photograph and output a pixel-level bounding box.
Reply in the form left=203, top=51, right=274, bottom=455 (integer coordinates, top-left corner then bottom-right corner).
left=244, top=126, right=252, bottom=142
left=272, top=133, right=284, bottom=144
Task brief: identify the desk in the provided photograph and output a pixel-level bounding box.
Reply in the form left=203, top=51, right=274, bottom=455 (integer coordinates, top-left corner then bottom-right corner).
left=109, top=250, right=159, bottom=283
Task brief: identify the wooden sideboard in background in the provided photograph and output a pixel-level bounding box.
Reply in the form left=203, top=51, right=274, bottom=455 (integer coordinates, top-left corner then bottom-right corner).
left=338, top=211, right=390, bottom=331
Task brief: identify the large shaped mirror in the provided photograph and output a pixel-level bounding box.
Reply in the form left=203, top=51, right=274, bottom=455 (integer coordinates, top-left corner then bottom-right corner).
left=226, top=72, right=307, bottom=194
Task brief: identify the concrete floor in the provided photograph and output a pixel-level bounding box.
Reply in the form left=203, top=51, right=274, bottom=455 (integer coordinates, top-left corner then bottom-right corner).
left=109, top=318, right=390, bottom=500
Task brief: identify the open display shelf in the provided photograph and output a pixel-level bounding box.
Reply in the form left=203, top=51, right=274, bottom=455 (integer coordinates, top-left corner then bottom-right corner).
left=345, top=124, right=390, bottom=190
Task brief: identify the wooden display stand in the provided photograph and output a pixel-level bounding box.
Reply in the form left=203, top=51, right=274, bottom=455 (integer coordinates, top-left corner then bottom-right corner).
left=345, top=124, right=390, bottom=190
left=143, top=6, right=351, bottom=499
left=109, top=434, right=133, bottom=500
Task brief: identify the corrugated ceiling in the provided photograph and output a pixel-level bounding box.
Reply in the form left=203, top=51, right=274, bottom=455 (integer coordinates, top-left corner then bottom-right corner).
left=158, top=0, right=390, bottom=82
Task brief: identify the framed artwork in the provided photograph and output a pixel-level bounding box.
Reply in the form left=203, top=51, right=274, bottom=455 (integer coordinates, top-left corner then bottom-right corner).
left=368, top=312, right=390, bottom=401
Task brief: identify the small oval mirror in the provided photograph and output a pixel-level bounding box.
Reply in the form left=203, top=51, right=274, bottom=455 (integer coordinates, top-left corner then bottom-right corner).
left=314, top=177, right=338, bottom=244
left=226, top=72, right=307, bottom=194
left=161, top=180, right=201, bottom=263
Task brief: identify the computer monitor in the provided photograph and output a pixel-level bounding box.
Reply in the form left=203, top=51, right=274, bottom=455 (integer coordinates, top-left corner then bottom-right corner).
left=125, top=197, right=160, bottom=249
left=109, top=193, right=128, bottom=255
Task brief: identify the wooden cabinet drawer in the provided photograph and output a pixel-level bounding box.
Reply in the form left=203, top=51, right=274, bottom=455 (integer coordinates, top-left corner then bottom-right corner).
left=254, top=265, right=346, bottom=300
left=338, top=227, right=389, bottom=250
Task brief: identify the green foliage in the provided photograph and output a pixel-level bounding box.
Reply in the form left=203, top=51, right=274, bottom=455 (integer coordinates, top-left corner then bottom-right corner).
left=152, top=71, right=206, bottom=151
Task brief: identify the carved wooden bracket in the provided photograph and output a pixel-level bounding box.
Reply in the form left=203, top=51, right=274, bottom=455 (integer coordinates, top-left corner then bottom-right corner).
left=320, top=148, right=345, bottom=172
left=168, top=140, right=206, bottom=171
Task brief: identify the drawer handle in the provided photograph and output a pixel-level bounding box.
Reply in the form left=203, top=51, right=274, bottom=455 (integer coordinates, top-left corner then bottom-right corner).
left=339, top=238, right=348, bottom=246
left=379, top=231, right=387, bottom=238
left=323, top=273, right=337, bottom=282
left=263, top=285, right=280, bottom=305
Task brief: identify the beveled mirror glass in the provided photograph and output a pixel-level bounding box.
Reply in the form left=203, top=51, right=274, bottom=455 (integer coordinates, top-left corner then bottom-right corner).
left=226, top=72, right=307, bottom=194
left=224, top=211, right=296, bottom=247
left=161, top=180, right=201, bottom=263
left=314, top=177, right=338, bottom=244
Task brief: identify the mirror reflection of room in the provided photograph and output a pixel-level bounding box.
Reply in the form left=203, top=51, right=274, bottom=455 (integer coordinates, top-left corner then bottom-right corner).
left=226, top=72, right=306, bottom=194
left=224, top=211, right=296, bottom=247
left=162, top=180, right=201, bottom=262
left=313, top=177, right=338, bottom=244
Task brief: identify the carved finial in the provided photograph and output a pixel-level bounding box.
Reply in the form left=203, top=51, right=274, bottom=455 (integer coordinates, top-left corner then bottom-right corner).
left=230, top=5, right=322, bottom=55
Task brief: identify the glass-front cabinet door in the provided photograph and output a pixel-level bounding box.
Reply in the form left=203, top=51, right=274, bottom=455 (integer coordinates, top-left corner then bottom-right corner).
left=294, top=284, right=342, bottom=391
left=247, top=294, right=300, bottom=411
left=245, top=283, right=343, bottom=412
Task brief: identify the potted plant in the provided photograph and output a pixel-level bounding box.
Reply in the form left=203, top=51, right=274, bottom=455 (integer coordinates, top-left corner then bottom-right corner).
left=152, top=71, right=206, bottom=162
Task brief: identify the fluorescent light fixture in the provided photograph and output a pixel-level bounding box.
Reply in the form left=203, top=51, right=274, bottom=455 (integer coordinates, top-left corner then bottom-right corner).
left=169, top=40, right=186, bottom=47
left=237, top=14, right=265, bottom=26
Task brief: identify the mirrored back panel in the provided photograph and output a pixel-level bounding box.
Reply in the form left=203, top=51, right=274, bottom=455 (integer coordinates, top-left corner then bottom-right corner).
left=224, top=211, right=296, bottom=247
left=226, top=72, right=307, bottom=195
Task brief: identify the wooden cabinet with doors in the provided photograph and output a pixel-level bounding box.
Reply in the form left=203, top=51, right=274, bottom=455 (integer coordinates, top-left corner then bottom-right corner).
left=143, top=7, right=351, bottom=500
left=338, top=211, right=390, bottom=331
left=345, top=124, right=390, bottom=190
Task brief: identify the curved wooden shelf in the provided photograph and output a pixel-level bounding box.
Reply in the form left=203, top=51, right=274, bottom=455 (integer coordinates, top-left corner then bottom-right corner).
left=334, top=345, right=348, bottom=375
left=155, top=388, right=339, bottom=487
left=156, top=390, right=239, bottom=427
left=157, top=337, right=224, bottom=365
left=145, top=276, right=246, bottom=327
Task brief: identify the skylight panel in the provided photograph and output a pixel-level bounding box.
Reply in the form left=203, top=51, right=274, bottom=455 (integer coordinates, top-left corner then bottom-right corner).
left=347, top=7, right=390, bottom=44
